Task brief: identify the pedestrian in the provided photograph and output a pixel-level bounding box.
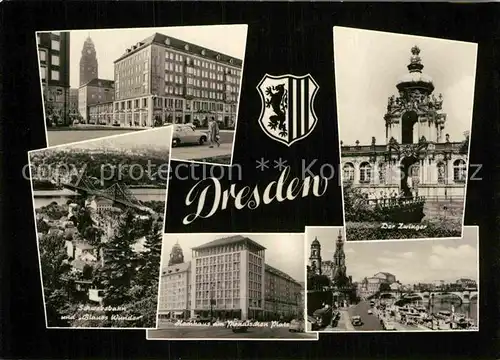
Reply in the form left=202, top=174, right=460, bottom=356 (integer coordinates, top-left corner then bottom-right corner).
left=208, top=117, right=220, bottom=148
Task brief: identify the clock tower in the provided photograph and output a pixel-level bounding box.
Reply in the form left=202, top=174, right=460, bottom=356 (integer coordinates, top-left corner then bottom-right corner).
left=79, top=35, right=98, bottom=86
left=309, top=237, right=322, bottom=275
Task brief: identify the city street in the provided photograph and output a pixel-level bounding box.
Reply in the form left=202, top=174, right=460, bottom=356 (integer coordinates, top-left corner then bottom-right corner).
left=171, top=131, right=234, bottom=161
left=147, top=324, right=318, bottom=339
left=347, top=301, right=384, bottom=331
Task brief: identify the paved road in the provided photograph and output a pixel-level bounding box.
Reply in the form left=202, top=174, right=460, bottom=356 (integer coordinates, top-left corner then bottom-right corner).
left=148, top=325, right=318, bottom=340
left=347, top=301, right=384, bottom=331
left=171, top=131, right=234, bottom=161
left=47, top=129, right=140, bottom=146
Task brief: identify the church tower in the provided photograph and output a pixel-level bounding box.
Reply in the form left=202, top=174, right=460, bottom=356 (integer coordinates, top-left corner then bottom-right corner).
left=332, top=229, right=347, bottom=281
left=79, top=35, right=98, bottom=86
left=168, top=240, right=184, bottom=266
left=309, top=237, right=322, bottom=275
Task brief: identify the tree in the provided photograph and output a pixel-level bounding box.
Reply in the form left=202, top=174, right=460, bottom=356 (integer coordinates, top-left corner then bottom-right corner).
left=76, top=206, right=94, bottom=234
left=98, top=210, right=138, bottom=308
left=36, top=218, right=51, bottom=234
left=379, top=282, right=391, bottom=293
left=38, top=232, right=73, bottom=325
left=308, top=274, right=331, bottom=291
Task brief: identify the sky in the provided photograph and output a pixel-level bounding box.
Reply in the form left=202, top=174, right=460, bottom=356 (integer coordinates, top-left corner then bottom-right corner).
left=161, top=233, right=305, bottom=283
left=334, top=27, right=477, bottom=145
left=50, top=126, right=172, bottom=151
left=52, top=25, right=248, bottom=89
left=306, top=226, right=478, bottom=285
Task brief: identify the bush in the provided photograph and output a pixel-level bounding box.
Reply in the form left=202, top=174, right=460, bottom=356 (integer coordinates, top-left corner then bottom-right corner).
left=346, top=216, right=462, bottom=241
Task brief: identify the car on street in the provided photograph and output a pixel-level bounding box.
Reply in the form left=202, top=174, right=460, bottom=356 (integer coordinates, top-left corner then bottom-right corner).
left=172, top=124, right=208, bottom=147
left=351, top=315, right=363, bottom=326
left=289, top=319, right=305, bottom=332
left=367, top=309, right=373, bottom=315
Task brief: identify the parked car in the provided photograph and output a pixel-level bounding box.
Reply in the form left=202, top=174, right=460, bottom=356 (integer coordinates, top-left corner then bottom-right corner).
left=367, top=309, right=373, bottom=315
left=172, top=125, right=208, bottom=147
left=351, top=315, right=363, bottom=326
left=289, top=319, right=305, bottom=332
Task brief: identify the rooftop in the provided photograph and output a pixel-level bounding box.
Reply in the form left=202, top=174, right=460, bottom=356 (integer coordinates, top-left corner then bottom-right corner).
left=192, top=235, right=267, bottom=251
left=162, top=261, right=191, bottom=276
left=114, top=32, right=243, bottom=67
left=79, top=78, right=115, bottom=89
left=265, top=263, right=301, bottom=285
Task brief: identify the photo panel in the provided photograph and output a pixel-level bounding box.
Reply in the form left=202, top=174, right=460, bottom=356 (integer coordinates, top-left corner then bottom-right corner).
left=37, top=25, right=248, bottom=167
left=305, top=226, right=478, bottom=333
left=334, top=27, right=477, bottom=241
left=28, top=126, right=172, bottom=329
left=147, top=233, right=318, bottom=341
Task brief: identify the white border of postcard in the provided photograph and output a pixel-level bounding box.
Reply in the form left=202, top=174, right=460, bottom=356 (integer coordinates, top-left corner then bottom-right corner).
left=28, top=126, right=173, bottom=329
left=304, top=225, right=479, bottom=333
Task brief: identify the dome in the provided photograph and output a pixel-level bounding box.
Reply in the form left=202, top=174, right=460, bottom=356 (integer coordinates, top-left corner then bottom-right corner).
left=311, top=237, right=320, bottom=246
left=396, top=46, right=435, bottom=93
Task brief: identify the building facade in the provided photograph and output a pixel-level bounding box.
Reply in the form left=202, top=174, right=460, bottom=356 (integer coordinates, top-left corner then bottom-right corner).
left=80, top=36, right=98, bottom=86
left=190, top=236, right=265, bottom=320
left=37, top=31, right=70, bottom=126
left=341, top=46, right=469, bottom=200
left=87, top=101, right=114, bottom=125
left=78, top=78, right=115, bottom=122
left=158, top=261, right=192, bottom=319
left=113, top=33, right=242, bottom=128
left=69, top=88, right=80, bottom=122
left=264, top=264, right=302, bottom=320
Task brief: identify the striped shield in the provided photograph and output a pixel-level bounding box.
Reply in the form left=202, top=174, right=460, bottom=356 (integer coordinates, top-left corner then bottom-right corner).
left=257, top=74, right=319, bottom=146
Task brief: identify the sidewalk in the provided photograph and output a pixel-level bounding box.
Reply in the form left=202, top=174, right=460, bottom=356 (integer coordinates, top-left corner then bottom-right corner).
left=171, top=143, right=233, bottom=161
left=325, top=310, right=354, bottom=331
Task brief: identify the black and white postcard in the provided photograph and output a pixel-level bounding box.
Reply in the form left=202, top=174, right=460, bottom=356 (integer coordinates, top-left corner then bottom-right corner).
left=306, top=226, right=478, bottom=333
left=334, top=27, right=477, bottom=241
left=147, top=233, right=317, bottom=340
left=37, top=25, right=247, bottom=166
left=28, top=127, right=171, bottom=328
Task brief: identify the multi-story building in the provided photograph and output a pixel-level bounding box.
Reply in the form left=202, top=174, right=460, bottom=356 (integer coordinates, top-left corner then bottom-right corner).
left=158, top=236, right=303, bottom=321
left=88, top=101, right=114, bottom=125
left=158, top=261, right=192, bottom=320
left=190, top=235, right=265, bottom=321
left=78, top=78, right=115, bottom=123
left=80, top=36, right=98, bottom=86
left=264, top=264, right=302, bottom=320
left=37, top=31, right=70, bottom=126
left=372, top=272, right=397, bottom=284
left=113, top=32, right=242, bottom=128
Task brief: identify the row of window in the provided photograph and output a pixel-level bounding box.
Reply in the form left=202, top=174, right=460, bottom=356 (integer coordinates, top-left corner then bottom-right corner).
left=196, top=264, right=240, bottom=274
left=39, top=51, right=60, bottom=66
left=194, top=244, right=249, bottom=257
left=195, top=299, right=241, bottom=308
left=39, top=67, right=60, bottom=81
left=166, top=51, right=241, bottom=76
left=196, top=252, right=242, bottom=265
left=343, top=159, right=468, bottom=184
left=112, top=98, right=237, bottom=114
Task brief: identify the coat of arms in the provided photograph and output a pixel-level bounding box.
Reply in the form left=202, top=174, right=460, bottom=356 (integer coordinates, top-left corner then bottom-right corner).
left=257, top=74, right=319, bottom=146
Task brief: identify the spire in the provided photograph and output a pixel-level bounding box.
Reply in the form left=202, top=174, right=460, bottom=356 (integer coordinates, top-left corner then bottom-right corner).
left=337, top=229, right=343, bottom=242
